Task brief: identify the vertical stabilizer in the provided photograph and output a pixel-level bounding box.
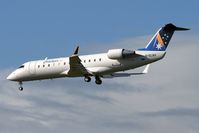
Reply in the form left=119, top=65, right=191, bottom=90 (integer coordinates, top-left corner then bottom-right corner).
left=139, top=23, right=189, bottom=51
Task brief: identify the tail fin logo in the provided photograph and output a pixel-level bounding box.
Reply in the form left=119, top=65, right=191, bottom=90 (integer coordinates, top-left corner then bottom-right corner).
left=155, top=33, right=165, bottom=50
left=141, top=30, right=171, bottom=51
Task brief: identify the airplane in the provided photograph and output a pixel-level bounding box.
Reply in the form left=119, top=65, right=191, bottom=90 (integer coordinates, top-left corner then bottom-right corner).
left=7, top=23, right=189, bottom=91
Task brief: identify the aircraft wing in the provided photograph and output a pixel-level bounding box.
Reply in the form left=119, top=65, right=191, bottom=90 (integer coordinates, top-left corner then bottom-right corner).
left=102, top=64, right=150, bottom=78
left=66, top=46, right=92, bottom=76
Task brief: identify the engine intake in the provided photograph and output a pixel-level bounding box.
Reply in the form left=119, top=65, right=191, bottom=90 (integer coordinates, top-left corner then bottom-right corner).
left=107, top=49, right=135, bottom=59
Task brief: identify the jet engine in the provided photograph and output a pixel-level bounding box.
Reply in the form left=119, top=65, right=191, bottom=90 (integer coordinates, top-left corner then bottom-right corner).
left=107, top=49, right=135, bottom=59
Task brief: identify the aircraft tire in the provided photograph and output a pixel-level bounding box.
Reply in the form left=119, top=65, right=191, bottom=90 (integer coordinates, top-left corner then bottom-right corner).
left=95, top=79, right=102, bottom=85
left=19, top=87, right=23, bottom=91
left=84, top=77, right=91, bottom=82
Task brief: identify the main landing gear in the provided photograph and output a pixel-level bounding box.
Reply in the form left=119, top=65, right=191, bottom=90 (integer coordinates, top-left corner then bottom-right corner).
left=84, top=76, right=91, bottom=82
left=18, top=81, right=23, bottom=91
left=84, top=76, right=102, bottom=85
left=95, top=76, right=102, bottom=85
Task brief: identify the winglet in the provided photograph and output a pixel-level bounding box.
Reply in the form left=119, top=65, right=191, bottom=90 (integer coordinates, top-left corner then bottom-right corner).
left=73, top=46, right=79, bottom=55
left=142, top=64, right=150, bottom=74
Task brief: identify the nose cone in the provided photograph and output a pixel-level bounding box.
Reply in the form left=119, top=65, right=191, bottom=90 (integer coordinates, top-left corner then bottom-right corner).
left=7, top=73, right=16, bottom=81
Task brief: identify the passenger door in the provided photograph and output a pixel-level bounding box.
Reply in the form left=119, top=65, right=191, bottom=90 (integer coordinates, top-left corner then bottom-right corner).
left=28, top=61, right=36, bottom=75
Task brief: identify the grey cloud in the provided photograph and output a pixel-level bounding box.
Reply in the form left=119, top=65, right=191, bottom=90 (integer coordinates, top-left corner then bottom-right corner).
left=140, top=108, right=199, bottom=117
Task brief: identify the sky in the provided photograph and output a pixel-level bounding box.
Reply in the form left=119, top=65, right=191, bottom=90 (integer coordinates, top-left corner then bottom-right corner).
left=0, top=0, right=199, bottom=133
left=0, top=0, right=198, bottom=68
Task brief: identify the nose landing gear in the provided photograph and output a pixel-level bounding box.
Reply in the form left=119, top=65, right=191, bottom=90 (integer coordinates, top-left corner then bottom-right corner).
left=19, top=87, right=23, bottom=91
left=18, top=81, right=23, bottom=91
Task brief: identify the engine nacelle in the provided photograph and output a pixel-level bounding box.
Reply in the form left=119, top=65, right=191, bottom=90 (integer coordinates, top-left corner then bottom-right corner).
left=107, top=49, right=135, bottom=59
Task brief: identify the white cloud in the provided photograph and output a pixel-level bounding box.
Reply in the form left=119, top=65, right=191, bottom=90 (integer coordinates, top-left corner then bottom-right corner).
left=0, top=33, right=199, bottom=133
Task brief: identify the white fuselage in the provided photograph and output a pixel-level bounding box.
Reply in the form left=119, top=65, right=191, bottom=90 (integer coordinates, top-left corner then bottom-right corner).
left=7, top=50, right=166, bottom=82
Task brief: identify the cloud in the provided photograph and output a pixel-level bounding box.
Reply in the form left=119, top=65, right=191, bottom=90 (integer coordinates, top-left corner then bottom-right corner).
left=141, top=108, right=199, bottom=117
left=0, top=33, right=199, bottom=133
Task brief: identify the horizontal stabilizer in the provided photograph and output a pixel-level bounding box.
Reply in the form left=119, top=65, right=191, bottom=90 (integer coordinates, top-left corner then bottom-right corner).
left=163, top=23, right=190, bottom=31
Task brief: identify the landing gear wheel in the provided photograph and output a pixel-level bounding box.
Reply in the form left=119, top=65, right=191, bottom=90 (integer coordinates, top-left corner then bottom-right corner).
left=19, top=87, right=23, bottom=91
left=84, top=76, right=91, bottom=82
left=95, top=76, right=102, bottom=85
left=95, top=79, right=102, bottom=85
left=18, top=81, right=23, bottom=91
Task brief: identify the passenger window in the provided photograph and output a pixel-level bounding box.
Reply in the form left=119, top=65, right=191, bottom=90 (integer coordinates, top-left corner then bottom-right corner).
left=89, top=59, right=91, bottom=62
left=64, top=62, right=66, bottom=65
left=94, top=59, right=96, bottom=62
left=99, top=58, right=101, bottom=61
left=38, top=65, right=40, bottom=68
left=48, top=64, right=50, bottom=67
left=43, top=65, right=45, bottom=67
left=84, top=60, right=86, bottom=63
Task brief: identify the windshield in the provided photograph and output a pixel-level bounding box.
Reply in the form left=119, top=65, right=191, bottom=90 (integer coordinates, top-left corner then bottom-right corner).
left=18, top=65, right=24, bottom=68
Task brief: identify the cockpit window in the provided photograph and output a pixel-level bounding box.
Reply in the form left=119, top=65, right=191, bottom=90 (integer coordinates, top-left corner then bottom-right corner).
left=18, top=65, right=24, bottom=68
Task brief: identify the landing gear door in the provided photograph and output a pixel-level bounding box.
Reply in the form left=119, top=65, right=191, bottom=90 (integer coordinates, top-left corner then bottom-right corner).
left=29, top=61, right=36, bottom=75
